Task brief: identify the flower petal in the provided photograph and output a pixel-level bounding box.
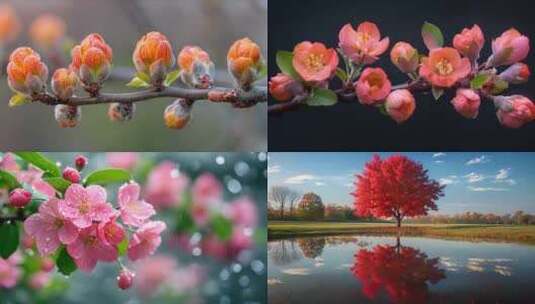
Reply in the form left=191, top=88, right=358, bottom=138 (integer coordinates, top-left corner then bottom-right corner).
left=58, top=221, right=79, bottom=244
left=118, top=182, right=140, bottom=208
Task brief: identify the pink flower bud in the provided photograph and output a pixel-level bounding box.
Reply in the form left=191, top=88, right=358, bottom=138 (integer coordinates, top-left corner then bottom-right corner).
left=9, top=188, right=32, bottom=208
left=495, top=95, right=535, bottom=128
left=178, top=46, right=215, bottom=89
left=40, top=257, right=55, bottom=272
left=164, top=99, right=191, bottom=129
left=62, top=167, right=80, bottom=183
left=488, top=28, right=530, bottom=67
left=117, top=268, right=135, bottom=290
left=29, top=272, right=50, bottom=290
left=390, top=42, right=419, bottom=73
left=355, top=67, right=392, bottom=105
left=74, top=155, right=88, bottom=171
left=385, top=89, right=416, bottom=123
left=108, top=102, right=135, bottom=122
left=338, top=21, right=390, bottom=65
left=451, top=88, right=481, bottom=119
left=292, top=41, right=338, bottom=85
left=54, top=104, right=81, bottom=128
left=499, top=62, right=530, bottom=84
left=453, top=24, right=484, bottom=61
left=268, top=73, right=304, bottom=102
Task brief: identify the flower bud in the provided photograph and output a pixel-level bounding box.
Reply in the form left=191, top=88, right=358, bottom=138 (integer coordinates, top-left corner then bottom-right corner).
left=355, top=67, right=392, bottom=105
left=74, top=155, right=88, bottom=171
left=54, top=104, right=81, bottom=128
left=117, top=268, right=135, bottom=290
left=70, top=33, right=113, bottom=85
left=451, top=88, right=481, bottom=119
left=40, top=257, right=55, bottom=272
left=51, top=68, right=78, bottom=100
left=108, top=102, right=135, bottom=122
left=164, top=99, right=191, bottom=129
left=0, top=4, right=21, bottom=44
left=453, top=24, right=484, bottom=62
left=268, top=73, right=304, bottom=102
left=495, top=95, right=535, bottom=128
left=9, top=188, right=32, bottom=208
left=178, top=46, right=215, bottom=89
left=227, top=38, right=264, bottom=90
left=62, top=167, right=80, bottom=183
left=390, top=42, right=419, bottom=73
left=385, top=89, right=416, bottom=123
left=487, top=28, right=530, bottom=67
left=29, top=14, right=66, bottom=50
left=133, top=32, right=175, bottom=86
left=499, top=62, right=530, bottom=84
left=7, top=47, right=49, bottom=96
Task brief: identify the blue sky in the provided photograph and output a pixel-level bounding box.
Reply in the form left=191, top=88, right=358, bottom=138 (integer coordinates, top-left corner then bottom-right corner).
left=268, top=152, right=535, bottom=215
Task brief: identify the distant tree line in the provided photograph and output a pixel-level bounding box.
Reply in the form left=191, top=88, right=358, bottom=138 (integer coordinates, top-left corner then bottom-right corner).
left=408, top=211, right=535, bottom=225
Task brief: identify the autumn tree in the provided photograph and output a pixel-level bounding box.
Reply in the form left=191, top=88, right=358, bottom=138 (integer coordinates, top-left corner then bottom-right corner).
left=297, top=192, right=325, bottom=220
left=352, top=155, right=444, bottom=228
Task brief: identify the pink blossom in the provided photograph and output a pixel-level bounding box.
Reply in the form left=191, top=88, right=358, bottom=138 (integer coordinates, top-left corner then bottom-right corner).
left=118, top=182, right=155, bottom=227
left=228, top=226, right=254, bottom=258
left=496, top=95, right=535, bottom=128
left=192, top=173, right=223, bottom=205
left=201, top=235, right=229, bottom=260
left=390, top=42, right=419, bottom=73
left=62, top=167, right=80, bottom=183
left=8, top=188, right=32, bottom=208
left=339, top=21, right=390, bottom=65
left=16, top=166, right=56, bottom=198
left=355, top=67, right=392, bottom=105
left=67, top=224, right=118, bottom=272
left=24, top=198, right=79, bottom=256
left=128, top=221, right=166, bottom=261
left=385, top=89, right=416, bottom=123
left=97, top=217, right=125, bottom=246
left=145, top=161, right=188, bottom=208
left=133, top=255, right=176, bottom=297
left=453, top=24, right=484, bottom=61
left=28, top=271, right=50, bottom=290
left=227, top=197, right=258, bottom=227
left=292, top=41, right=339, bottom=84
left=488, top=28, right=530, bottom=67
left=499, top=62, right=530, bottom=84
left=451, top=89, right=481, bottom=119
left=59, top=184, right=116, bottom=229
left=106, top=152, right=138, bottom=170
left=0, top=258, right=20, bottom=288
left=420, top=47, right=471, bottom=88
left=0, top=153, right=19, bottom=171
left=117, top=268, right=135, bottom=290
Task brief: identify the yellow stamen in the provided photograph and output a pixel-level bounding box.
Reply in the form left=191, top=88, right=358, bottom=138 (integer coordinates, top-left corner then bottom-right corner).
left=305, top=53, right=325, bottom=71
left=435, top=58, right=453, bottom=75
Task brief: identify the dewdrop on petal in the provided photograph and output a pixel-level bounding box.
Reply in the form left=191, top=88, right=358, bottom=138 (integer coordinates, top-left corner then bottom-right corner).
left=108, top=102, right=135, bottom=122
left=54, top=104, right=81, bottom=128
left=164, top=99, right=191, bottom=129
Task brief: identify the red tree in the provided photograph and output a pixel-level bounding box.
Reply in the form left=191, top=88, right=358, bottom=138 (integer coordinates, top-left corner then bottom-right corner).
left=352, top=154, right=444, bottom=227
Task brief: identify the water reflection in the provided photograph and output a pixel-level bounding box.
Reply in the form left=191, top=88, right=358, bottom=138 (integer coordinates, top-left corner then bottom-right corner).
left=351, top=237, right=446, bottom=304
left=268, top=240, right=302, bottom=266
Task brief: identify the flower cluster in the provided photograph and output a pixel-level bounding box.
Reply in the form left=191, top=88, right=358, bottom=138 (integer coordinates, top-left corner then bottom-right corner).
left=269, top=21, right=535, bottom=128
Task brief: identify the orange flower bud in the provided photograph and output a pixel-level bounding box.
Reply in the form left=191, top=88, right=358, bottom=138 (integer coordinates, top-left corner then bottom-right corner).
left=227, top=38, right=264, bottom=90
left=70, top=33, right=112, bottom=84
left=178, top=46, right=214, bottom=89
left=51, top=68, right=78, bottom=100
left=0, top=4, right=21, bottom=43
left=54, top=105, right=81, bottom=128
left=7, top=47, right=48, bottom=95
left=164, top=99, right=191, bottom=129
left=133, top=32, right=175, bottom=84
left=29, top=14, right=66, bottom=50
left=108, top=102, right=135, bottom=122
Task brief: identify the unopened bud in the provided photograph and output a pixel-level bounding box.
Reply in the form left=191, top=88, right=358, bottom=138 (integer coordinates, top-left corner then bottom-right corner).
left=62, top=167, right=80, bottom=183
left=9, top=188, right=32, bottom=208
left=117, top=268, right=135, bottom=290
left=74, top=155, right=88, bottom=171
left=108, top=102, right=135, bottom=122
left=164, top=99, right=191, bottom=129
left=54, top=105, right=81, bottom=128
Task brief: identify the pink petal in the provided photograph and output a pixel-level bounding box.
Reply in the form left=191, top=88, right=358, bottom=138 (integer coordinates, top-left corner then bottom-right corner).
left=72, top=215, right=92, bottom=229
left=127, top=241, right=153, bottom=261
left=371, top=37, right=390, bottom=57
left=58, top=221, right=79, bottom=244
left=357, top=21, right=381, bottom=41
left=121, top=200, right=155, bottom=227
left=67, top=239, right=85, bottom=259
left=74, top=256, right=97, bottom=272
left=94, top=243, right=118, bottom=262
left=118, top=182, right=140, bottom=207
left=86, top=185, right=107, bottom=205
left=24, top=214, right=45, bottom=236
left=32, top=180, right=56, bottom=198
left=38, top=198, right=61, bottom=219
left=64, top=183, right=87, bottom=205
left=91, top=202, right=117, bottom=222
left=35, top=230, right=60, bottom=256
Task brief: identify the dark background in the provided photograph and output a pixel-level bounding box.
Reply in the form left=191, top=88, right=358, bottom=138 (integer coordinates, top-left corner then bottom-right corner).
left=268, top=0, right=535, bottom=151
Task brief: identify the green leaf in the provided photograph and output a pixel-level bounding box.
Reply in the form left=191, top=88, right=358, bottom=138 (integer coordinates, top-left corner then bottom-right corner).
left=431, top=86, right=445, bottom=100
left=9, top=94, right=31, bottom=107
left=15, top=152, right=60, bottom=177
left=117, top=238, right=128, bottom=256
left=164, top=69, right=181, bottom=87
left=0, top=223, right=19, bottom=259
left=378, top=103, right=389, bottom=116
left=43, top=177, right=71, bottom=194
left=126, top=77, right=151, bottom=88
left=175, top=207, right=195, bottom=233
left=306, top=87, right=338, bottom=106
left=84, top=168, right=131, bottom=186
left=136, top=72, right=151, bottom=84
left=212, top=215, right=233, bottom=241
left=336, top=68, right=348, bottom=82
left=422, top=22, right=444, bottom=50
left=276, top=51, right=300, bottom=79
left=257, top=61, right=268, bottom=80
left=470, top=73, right=491, bottom=90
left=56, top=246, right=76, bottom=276
left=0, top=170, right=22, bottom=191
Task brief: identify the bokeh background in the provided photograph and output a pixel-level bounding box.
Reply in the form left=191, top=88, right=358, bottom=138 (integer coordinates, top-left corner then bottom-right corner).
left=0, top=152, right=268, bottom=303
left=0, top=0, right=267, bottom=151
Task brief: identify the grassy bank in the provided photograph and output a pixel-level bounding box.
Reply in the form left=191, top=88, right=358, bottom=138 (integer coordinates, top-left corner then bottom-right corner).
left=268, top=221, right=535, bottom=245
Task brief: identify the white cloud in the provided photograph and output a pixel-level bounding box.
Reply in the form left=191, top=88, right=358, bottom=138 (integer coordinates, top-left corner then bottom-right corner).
left=439, top=175, right=459, bottom=185
left=466, top=155, right=490, bottom=165
left=344, top=182, right=354, bottom=188
left=315, top=182, right=326, bottom=186
left=495, top=168, right=509, bottom=180
left=434, top=160, right=445, bottom=164
left=464, top=172, right=485, bottom=183
left=433, top=153, right=446, bottom=158
left=284, top=174, right=318, bottom=184
left=267, top=165, right=280, bottom=174
left=467, top=186, right=509, bottom=192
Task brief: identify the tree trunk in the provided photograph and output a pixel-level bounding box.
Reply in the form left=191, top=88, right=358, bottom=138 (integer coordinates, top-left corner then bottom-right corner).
left=396, top=216, right=401, bottom=228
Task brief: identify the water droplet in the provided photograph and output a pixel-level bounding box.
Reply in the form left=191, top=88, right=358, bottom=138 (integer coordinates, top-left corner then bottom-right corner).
left=192, top=247, right=202, bottom=256
left=216, top=156, right=225, bottom=165
left=238, top=275, right=250, bottom=287
left=258, top=152, right=267, bottom=162
left=219, top=268, right=230, bottom=281
left=227, top=179, right=242, bottom=194
left=231, top=263, right=242, bottom=273
left=170, top=169, right=179, bottom=178
left=251, top=260, right=265, bottom=274
left=234, top=161, right=250, bottom=177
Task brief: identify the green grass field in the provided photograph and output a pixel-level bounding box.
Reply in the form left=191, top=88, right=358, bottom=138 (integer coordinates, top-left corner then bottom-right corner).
left=268, top=221, right=535, bottom=245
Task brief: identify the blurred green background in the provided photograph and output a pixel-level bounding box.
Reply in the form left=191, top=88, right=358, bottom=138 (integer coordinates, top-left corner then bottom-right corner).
left=0, top=0, right=267, bottom=151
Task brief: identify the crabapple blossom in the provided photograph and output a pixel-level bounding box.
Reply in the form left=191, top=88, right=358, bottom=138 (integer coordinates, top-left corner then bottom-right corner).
left=385, top=89, right=416, bottom=123
left=0, top=257, right=20, bottom=288
left=292, top=41, right=338, bottom=84
left=390, top=42, right=419, bottom=73
left=74, top=154, right=88, bottom=171
left=499, top=62, right=530, bottom=84
left=495, top=95, right=535, bottom=128
left=451, top=88, right=481, bottom=119
left=127, top=221, right=167, bottom=261
left=420, top=47, right=471, bottom=88
left=40, top=257, right=55, bottom=272
left=29, top=14, right=66, bottom=50
left=178, top=46, right=215, bottom=89
left=97, top=217, right=125, bottom=246
left=70, top=33, right=113, bottom=85
left=62, top=166, right=81, bottom=183
left=59, top=184, right=116, bottom=229
left=117, top=268, right=135, bottom=290
left=132, top=31, right=175, bottom=86
left=28, top=271, right=50, bottom=290
left=488, top=28, right=530, bottom=67
left=164, top=99, right=191, bottom=129
left=227, top=197, right=258, bottom=228
left=339, top=21, right=390, bottom=65
left=7, top=47, right=49, bottom=96
left=145, top=161, right=188, bottom=208
left=268, top=73, right=304, bottom=102
left=106, top=152, right=138, bottom=170
left=51, top=68, right=78, bottom=100
left=24, top=198, right=79, bottom=256
left=117, top=182, right=155, bottom=227
left=192, top=173, right=223, bottom=205
left=453, top=24, right=484, bottom=62
left=67, top=224, right=118, bottom=272
left=227, top=37, right=264, bottom=90
left=355, top=67, right=392, bottom=105
left=8, top=188, right=32, bottom=208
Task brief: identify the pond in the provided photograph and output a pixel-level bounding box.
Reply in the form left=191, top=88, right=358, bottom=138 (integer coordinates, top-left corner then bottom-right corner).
left=268, top=235, right=535, bottom=304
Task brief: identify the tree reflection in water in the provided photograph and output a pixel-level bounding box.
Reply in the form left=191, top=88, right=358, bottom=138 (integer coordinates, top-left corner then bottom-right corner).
left=268, top=239, right=303, bottom=265
left=297, top=238, right=326, bottom=259
left=351, top=237, right=446, bottom=304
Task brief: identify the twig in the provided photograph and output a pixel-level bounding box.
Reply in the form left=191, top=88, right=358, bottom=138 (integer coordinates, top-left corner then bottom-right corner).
left=267, top=94, right=309, bottom=114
